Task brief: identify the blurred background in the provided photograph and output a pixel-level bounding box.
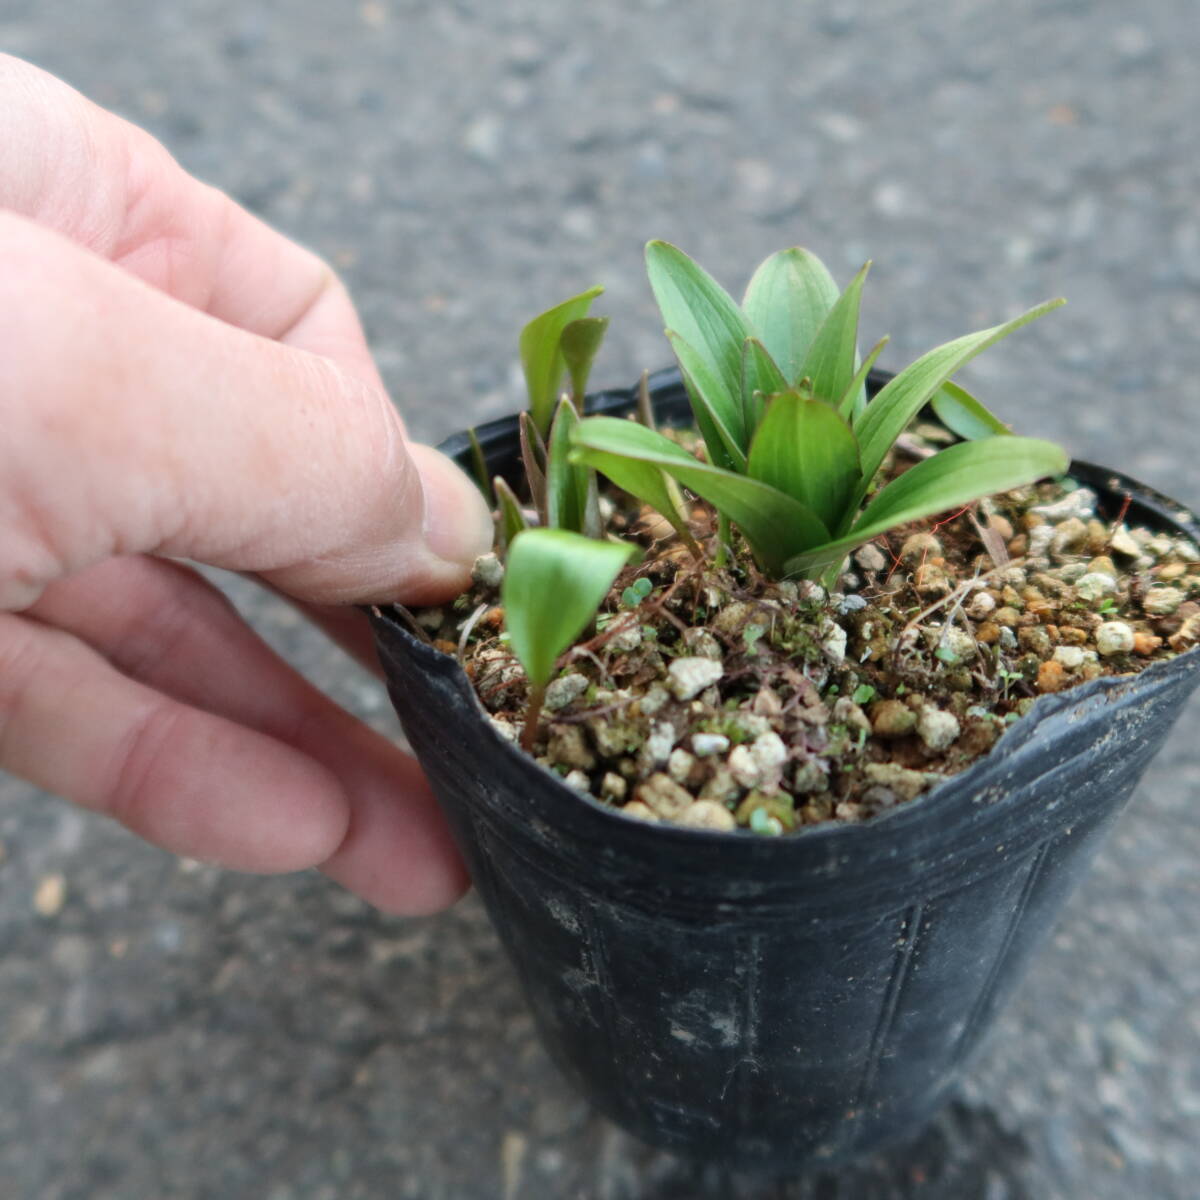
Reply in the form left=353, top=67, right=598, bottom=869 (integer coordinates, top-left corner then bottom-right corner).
left=1, top=2, right=1198, bottom=1196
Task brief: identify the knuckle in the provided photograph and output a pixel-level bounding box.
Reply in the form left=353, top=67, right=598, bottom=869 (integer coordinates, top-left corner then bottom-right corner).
left=0, top=617, right=46, bottom=759
left=101, top=698, right=184, bottom=833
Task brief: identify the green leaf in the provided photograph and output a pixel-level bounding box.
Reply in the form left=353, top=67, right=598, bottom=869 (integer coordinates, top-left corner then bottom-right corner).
left=646, top=241, right=756, bottom=453
left=667, top=330, right=748, bottom=472
left=560, top=316, right=610, bottom=408
left=740, top=337, right=787, bottom=435
left=546, top=398, right=590, bottom=533
left=519, top=285, right=604, bottom=435
left=493, top=477, right=528, bottom=551
left=836, top=335, right=889, bottom=422
left=519, top=411, right=548, bottom=525
left=502, top=529, right=635, bottom=689
left=853, top=299, right=1065, bottom=494
left=567, top=419, right=700, bottom=556
left=781, top=436, right=1069, bottom=576
left=741, top=248, right=840, bottom=384
left=571, top=416, right=829, bottom=572
left=465, top=427, right=493, bottom=504
left=796, top=261, right=870, bottom=411
left=930, top=380, right=1011, bottom=440
left=747, top=390, right=861, bottom=533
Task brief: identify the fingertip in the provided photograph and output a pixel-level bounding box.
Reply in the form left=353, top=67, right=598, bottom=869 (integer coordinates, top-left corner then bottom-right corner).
left=410, top=442, right=494, bottom=586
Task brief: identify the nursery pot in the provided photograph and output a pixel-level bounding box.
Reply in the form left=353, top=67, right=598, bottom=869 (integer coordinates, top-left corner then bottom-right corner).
left=369, top=371, right=1200, bottom=1170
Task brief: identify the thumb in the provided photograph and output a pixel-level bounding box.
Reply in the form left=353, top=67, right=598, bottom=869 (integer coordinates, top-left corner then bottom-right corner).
left=0, top=213, right=492, bottom=609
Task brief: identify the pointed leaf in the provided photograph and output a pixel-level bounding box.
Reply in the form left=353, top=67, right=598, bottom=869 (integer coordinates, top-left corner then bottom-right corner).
left=519, top=285, right=604, bottom=435
left=567, top=423, right=700, bottom=556
left=747, top=390, right=861, bottom=533
left=796, top=261, right=870, bottom=410
left=493, top=477, right=528, bottom=551
left=571, top=417, right=829, bottom=572
left=546, top=398, right=590, bottom=532
left=502, top=529, right=635, bottom=689
left=519, top=411, right=548, bottom=524
left=741, top=247, right=840, bottom=383
left=853, top=299, right=1065, bottom=493
left=465, top=427, right=493, bottom=504
left=668, top=330, right=748, bottom=472
left=781, top=436, right=1069, bottom=576
left=741, top=337, right=787, bottom=435
left=837, top=335, right=889, bottom=421
left=560, top=316, right=610, bottom=408
left=646, top=241, right=755, bottom=452
left=930, top=380, right=1011, bottom=440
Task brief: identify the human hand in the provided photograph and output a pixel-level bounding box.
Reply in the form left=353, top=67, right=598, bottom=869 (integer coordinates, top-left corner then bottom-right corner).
left=0, top=56, right=493, bottom=913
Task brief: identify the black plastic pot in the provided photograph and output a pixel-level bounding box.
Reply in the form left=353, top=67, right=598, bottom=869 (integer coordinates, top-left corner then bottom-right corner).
left=369, top=371, right=1200, bottom=1170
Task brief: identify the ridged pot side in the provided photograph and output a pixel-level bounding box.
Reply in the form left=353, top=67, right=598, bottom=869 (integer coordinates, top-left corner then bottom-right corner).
left=369, top=374, right=1200, bottom=1168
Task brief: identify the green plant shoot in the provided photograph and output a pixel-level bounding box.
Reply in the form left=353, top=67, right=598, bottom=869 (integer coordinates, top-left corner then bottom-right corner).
left=502, top=528, right=635, bottom=749
left=519, top=286, right=604, bottom=436
left=569, top=241, right=1068, bottom=585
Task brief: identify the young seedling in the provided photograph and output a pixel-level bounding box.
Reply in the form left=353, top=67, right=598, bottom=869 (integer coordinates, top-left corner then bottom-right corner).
left=501, top=528, right=635, bottom=750
left=569, top=242, right=1068, bottom=586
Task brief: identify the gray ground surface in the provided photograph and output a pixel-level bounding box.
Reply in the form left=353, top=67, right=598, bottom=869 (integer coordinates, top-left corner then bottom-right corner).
left=2, top=1, right=1199, bottom=1196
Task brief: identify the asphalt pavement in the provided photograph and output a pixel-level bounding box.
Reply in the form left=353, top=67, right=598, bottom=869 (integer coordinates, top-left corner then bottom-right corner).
left=2, top=2, right=1199, bottom=1196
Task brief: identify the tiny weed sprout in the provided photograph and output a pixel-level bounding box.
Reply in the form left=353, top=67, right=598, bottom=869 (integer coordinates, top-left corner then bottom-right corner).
left=501, top=528, right=634, bottom=750
left=497, top=241, right=1070, bottom=748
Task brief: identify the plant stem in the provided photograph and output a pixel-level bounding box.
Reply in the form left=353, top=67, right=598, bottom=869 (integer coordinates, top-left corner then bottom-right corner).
left=520, top=683, right=547, bottom=753
left=714, top=512, right=732, bottom=568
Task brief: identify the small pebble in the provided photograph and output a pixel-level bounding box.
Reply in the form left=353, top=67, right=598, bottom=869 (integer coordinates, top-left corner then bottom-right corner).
left=863, top=763, right=929, bottom=802
left=608, top=621, right=643, bottom=652
left=667, top=656, right=724, bottom=700
left=1142, top=586, right=1182, bottom=616
left=488, top=716, right=518, bottom=743
left=667, top=748, right=696, bottom=784
left=637, top=683, right=671, bottom=716
left=966, top=592, right=996, bottom=620
left=899, top=533, right=942, bottom=562
left=600, top=772, right=627, bottom=801
left=34, top=874, right=66, bottom=918
left=870, top=699, right=918, bottom=739
left=1053, top=645, right=1086, bottom=669
left=691, top=732, right=730, bottom=757
left=818, top=618, right=848, bottom=663
left=1132, top=632, right=1163, bottom=656
left=682, top=628, right=722, bottom=659
left=634, top=773, right=693, bottom=820
left=620, top=801, right=658, bottom=823
left=1032, top=487, right=1097, bottom=521
left=916, top=707, right=961, bottom=751
left=564, top=770, right=591, bottom=793
left=1051, top=517, right=1088, bottom=556
left=544, top=672, right=589, bottom=711
left=699, top=765, right=741, bottom=803
left=470, top=553, right=505, bottom=589
left=751, top=731, right=789, bottom=775
left=1075, top=572, right=1117, bottom=602
left=676, top=800, right=737, bottom=832
left=854, top=543, right=888, bottom=572
left=728, top=744, right=762, bottom=789
left=1037, top=660, right=1068, bottom=693
left=547, top=724, right=596, bottom=770
left=1109, top=527, right=1140, bottom=558
left=1096, top=621, right=1135, bottom=656
left=642, top=720, right=678, bottom=766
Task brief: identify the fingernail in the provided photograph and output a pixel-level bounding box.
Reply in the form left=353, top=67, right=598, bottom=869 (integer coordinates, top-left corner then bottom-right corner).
left=411, top=443, right=494, bottom=570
